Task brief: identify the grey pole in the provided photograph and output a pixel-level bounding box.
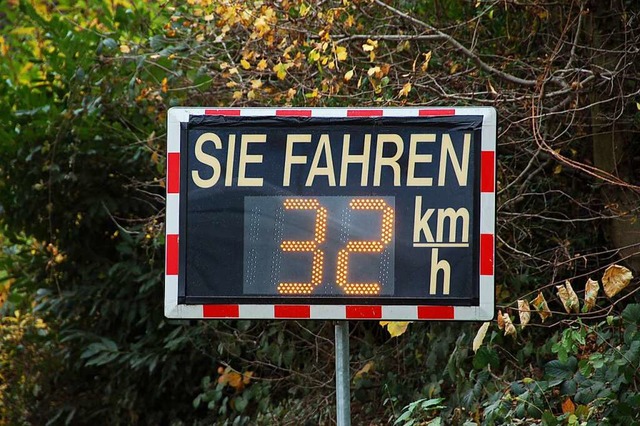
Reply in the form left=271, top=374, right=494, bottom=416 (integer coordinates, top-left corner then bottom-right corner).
left=335, top=320, right=351, bottom=426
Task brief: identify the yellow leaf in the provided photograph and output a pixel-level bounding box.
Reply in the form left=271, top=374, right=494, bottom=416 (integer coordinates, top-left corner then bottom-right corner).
left=354, top=361, right=374, bottom=380
left=308, top=49, right=321, bottom=63
left=250, top=79, right=263, bottom=89
left=536, top=9, right=549, bottom=20
left=344, top=69, right=354, bottom=81
left=561, top=397, right=576, bottom=414
left=305, top=88, right=319, bottom=99
left=232, top=90, right=243, bottom=100
left=487, top=80, right=498, bottom=95
left=286, top=87, right=297, bottom=100
left=218, top=370, right=245, bottom=390
left=240, top=59, right=251, bottom=70
left=398, top=82, right=412, bottom=97
left=247, top=90, right=256, bottom=100
left=583, top=278, right=600, bottom=312
left=256, top=59, right=268, bottom=71
left=0, top=36, right=7, bottom=56
left=119, top=44, right=131, bottom=54
left=532, top=292, right=552, bottom=322
left=299, top=2, right=310, bottom=17
left=272, top=62, right=289, bottom=80
left=602, top=264, right=633, bottom=297
left=497, top=309, right=504, bottom=330
left=367, top=66, right=381, bottom=77
left=517, top=299, right=531, bottom=327
left=556, top=281, right=580, bottom=313
left=335, top=45, right=348, bottom=61
left=636, top=101, right=640, bottom=110
left=421, top=51, right=432, bottom=72
left=503, top=313, right=516, bottom=337
left=380, top=321, right=411, bottom=337
left=553, top=164, right=563, bottom=174
left=242, top=371, right=253, bottom=385
left=161, top=77, right=168, bottom=93
left=362, top=39, right=377, bottom=52
left=226, top=81, right=238, bottom=88
left=472, top=322, right=490, bottom=353
left=345, top=14, right=355, bottom=28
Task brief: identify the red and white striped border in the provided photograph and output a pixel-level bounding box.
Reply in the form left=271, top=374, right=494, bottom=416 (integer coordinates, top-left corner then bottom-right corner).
left=165, top=108, right=496, bottom=320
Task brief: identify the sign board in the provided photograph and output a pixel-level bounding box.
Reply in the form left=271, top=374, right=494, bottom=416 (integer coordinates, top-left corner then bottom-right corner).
left=165, top=107, right=496, bottom=320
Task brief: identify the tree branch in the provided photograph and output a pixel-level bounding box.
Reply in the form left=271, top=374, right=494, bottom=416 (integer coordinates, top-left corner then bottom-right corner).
left=372, top=0, right=569, bottom=89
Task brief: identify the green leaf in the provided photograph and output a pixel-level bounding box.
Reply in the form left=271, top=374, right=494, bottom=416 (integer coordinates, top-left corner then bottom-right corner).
left=473, top=346, right=499, bottom=370
left=234, top=395, right=248, bottom=412
left=622, top=304, right=640, bottom=324
left=541, top=410, right=558, bottom=426
left=545, top=357, right=577, bottom=380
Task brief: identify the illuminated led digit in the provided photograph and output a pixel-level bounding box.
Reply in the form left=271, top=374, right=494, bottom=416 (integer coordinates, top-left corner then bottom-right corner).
left=336, top=198, right=394, bottom=295
left=278, top=198, right=327, bottom=294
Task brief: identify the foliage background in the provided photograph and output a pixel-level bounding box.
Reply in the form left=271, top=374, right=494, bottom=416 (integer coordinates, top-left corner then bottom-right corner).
left=1, top=0, right=639, bottom=424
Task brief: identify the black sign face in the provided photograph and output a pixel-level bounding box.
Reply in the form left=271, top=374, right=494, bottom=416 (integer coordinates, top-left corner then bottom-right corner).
left=177, top=113, right=486, bottom=307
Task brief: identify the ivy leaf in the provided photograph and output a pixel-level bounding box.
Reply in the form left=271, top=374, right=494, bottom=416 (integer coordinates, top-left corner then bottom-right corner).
left=602, top=264, right=633, bottom=298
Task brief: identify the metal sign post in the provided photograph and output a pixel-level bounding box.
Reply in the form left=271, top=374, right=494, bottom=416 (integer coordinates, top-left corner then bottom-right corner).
left=335, top=321, right=351, bottom=426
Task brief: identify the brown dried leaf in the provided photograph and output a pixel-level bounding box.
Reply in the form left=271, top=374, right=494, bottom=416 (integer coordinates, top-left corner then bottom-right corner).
left=420, top=51, right=432, bottom=73
left=518, top=299, right=531, bottom=328
left=503, top=313, right=516, bottom=337
left=557, top=281, right=579, bottom=313
left=582, top=278, right=600, bottom=312
left=497, top=309, right=504, bottom=330
left=398, top=82, right=412, bottom=97
left=561, top=397, right=576, bottom=414
left=532, top=292, right=552, bottom=322
left=602, top=264, right=633, bottom=298
left=473, top=322, right=491, bottom=353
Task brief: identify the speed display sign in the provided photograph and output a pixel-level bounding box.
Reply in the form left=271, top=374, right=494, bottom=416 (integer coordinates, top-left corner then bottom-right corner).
left=165, top=107, right=496, bottom=320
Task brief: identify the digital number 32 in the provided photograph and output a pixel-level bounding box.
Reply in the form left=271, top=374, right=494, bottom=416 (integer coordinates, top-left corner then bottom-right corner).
left=277, top=198, right=394, bottom=295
